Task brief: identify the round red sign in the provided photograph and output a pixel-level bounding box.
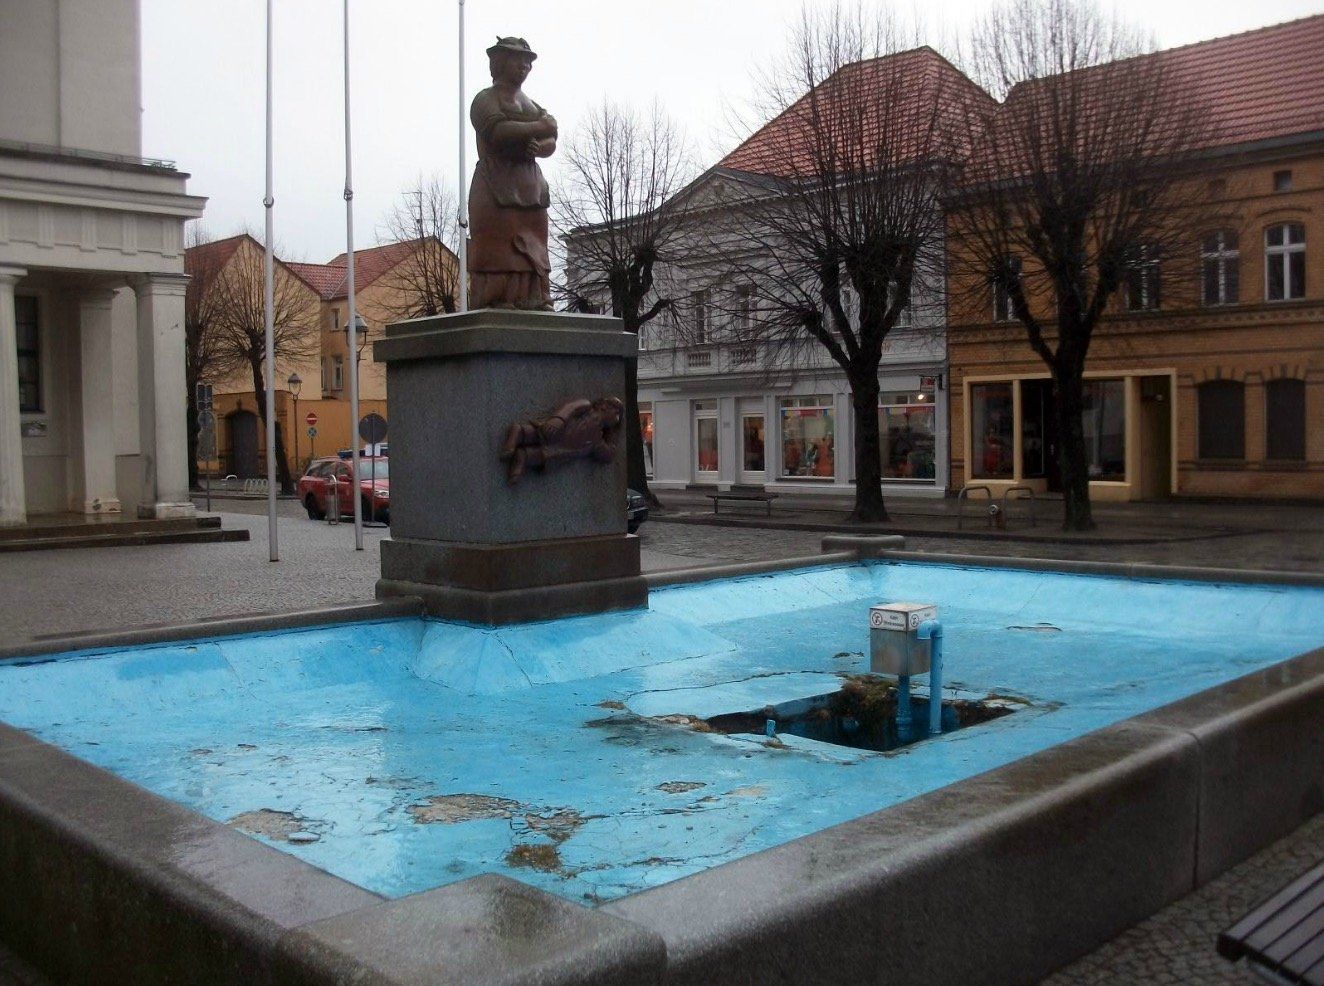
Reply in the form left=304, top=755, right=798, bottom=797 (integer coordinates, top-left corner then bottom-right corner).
left=305, top=411, right=318, bottom=427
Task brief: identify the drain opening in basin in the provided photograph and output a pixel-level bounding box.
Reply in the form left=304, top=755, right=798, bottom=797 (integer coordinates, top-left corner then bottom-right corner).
left=697, top=675, right=1017, bottom=753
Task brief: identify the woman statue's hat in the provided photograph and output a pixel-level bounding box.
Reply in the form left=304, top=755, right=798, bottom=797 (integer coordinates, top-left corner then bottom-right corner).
left=487, top=36, right=537, bottom=60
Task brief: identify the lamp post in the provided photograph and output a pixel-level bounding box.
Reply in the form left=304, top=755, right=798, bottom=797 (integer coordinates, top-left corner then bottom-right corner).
left=288, top=372, right=303, bottom=475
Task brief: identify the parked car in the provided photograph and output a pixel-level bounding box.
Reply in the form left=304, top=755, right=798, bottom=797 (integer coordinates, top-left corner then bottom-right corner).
left=627, top=488, right=648, bottom=534
left=297, top=456, right=390, bottom=525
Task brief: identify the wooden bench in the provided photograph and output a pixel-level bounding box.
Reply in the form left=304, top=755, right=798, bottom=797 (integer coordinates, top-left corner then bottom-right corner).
left=1218, top=858, right=1324, bottom=984
left=705, top=491, right=779, bottom=516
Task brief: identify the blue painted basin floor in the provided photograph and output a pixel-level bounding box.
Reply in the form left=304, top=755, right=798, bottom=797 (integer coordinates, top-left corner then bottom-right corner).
left=2, top=561, right=1322, bottom=904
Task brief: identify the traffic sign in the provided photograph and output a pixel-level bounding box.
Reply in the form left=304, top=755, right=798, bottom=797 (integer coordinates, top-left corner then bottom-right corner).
left=359, top=412, right=387, bottom=444
left=305, top=411, right=318, bottom=427
left=307, top=426, right=317, bottom=439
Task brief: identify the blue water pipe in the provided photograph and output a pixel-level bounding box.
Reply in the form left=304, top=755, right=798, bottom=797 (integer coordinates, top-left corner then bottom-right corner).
left=917, top=619, right=944, bottom=737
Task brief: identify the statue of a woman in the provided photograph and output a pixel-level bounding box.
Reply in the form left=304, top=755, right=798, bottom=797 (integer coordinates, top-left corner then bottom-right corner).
left=467, top=37, right=557, bottom=310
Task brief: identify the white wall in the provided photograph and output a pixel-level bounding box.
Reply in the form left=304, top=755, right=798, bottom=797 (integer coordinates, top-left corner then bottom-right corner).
left=0, top=0, right=142, bottom=156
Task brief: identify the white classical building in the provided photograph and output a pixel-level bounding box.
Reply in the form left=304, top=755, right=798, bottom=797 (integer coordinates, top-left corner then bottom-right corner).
left=0, top=0, right=204, bottom=525
left=567, top=162, right=951, bottom=499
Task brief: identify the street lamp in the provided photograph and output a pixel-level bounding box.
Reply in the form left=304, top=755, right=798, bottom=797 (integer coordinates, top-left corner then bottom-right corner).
left=288, top=372, right=303, bottom=474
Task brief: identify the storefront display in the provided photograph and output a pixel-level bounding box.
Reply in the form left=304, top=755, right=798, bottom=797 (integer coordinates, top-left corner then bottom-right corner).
left=639, top=402, right=654, bottom=478
left=780, top=396, right=835, bottom=479
left=1082, top=379, right=1125, bottom=480
left=971, top=383, right=1014, bottom=479
left=879, top=390, right=936, bottom=479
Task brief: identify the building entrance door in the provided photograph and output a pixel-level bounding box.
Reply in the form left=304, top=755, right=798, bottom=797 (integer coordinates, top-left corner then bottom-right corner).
left=1020, top=379, right=1061, bottom=492
left=693, top=400, right=719, bottom=483
left=739, top=400, right=765, bottom=485
left=1138, top=376, right=1172, bottom=499
left=228, top=410, right=260, bottom=478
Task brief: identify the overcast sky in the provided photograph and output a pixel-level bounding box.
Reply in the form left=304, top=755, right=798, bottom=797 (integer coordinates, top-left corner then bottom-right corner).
left=141, top=0, right=1323, bottom=262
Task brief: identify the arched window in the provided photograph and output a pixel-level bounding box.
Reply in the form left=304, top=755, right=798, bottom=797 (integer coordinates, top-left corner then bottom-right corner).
left=1265, top=223, right=1306, bottom=301
left=1198, top=380, right=1245, bottom=460
left=1265, top=378, right=1306, bottom=461
left=1201, top=230, right=1239, bottom=306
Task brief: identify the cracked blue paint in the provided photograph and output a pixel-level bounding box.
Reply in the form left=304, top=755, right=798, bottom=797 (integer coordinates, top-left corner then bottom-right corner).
left=1, top=561, right=1321, bottom=904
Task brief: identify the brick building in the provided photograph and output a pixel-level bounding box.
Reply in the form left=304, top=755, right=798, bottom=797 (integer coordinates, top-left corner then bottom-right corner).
left=187, top=235, right=454, bottom=479
left=946, top=16, right=1324, bottom=502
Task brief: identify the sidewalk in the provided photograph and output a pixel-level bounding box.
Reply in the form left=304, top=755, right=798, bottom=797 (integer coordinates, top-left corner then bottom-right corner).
left=646, top=489, right=1324, bottom=572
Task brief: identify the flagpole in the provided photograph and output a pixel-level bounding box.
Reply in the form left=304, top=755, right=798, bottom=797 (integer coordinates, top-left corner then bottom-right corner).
left=457, top=0, right=468, bottom=312
left=263, top=0, right=279, bottom=562
left=343, top=0, right=364, bottom=550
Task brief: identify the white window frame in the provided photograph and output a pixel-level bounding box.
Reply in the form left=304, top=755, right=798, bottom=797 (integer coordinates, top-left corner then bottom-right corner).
left=332, top=356, right=344, bottom=391
left=1265, top=223, right=1306, bottom=302
left=1201, top=230, right=1239, bottom=307
left=691, top=289, right=709, bottom=344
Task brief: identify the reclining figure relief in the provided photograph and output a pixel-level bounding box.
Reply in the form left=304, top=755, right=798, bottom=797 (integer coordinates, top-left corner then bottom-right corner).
left=500, top=397, right=624, bottom=483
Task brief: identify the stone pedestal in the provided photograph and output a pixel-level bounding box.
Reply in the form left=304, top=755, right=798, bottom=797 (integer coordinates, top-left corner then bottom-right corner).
left=373, top=309, right=646, bottom=625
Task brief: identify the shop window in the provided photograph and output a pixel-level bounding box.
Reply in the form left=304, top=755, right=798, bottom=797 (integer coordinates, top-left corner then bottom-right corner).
left=879, top=389, right=936, bottom=480
left=971, top=383, right=1014, bottom=479
left=1265, top=379, right=1306, bottom=461
left=1082, top=379, right=1126, bottom=480
left=1198, top=380, right=1245, bottom=460
left=639, top=402, right=655, bottom=478
left=1125, top=243, right=1161, bottom=311
left=15, top=296, right=41, bottom=413
left=780, top=395, right=835, bottom=479
left=1201, top=230, right=1239, bottom=306
left=1265, top=223, right=1306, bottom=301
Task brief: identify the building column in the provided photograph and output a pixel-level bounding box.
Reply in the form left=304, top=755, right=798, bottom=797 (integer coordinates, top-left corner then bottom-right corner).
left=0, top=267, right=28, bottom=525
left=76, top=288, right=121, bottom=515
left=133, top=273, right=194, bottom=518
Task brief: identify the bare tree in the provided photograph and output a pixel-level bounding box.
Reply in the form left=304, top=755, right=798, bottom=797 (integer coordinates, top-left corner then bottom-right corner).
left=700, top=5, right=970, bottom=522
left=948, top=0, right=1215, bottom=530
left=182, top=224, right=230, bottom=488
left=209, top=236, right=320, bottom=493
left=375, top=175, right=461, bottom=319
left=558, top=101, right=694, bottom=505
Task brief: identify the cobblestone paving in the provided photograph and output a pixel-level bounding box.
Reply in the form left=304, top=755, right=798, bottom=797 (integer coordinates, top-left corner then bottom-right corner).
left=1043, top=812, right=1324, bottom=984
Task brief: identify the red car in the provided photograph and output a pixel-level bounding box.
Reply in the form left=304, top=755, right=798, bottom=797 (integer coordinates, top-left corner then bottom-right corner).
left=297, top=456, right=390, bottom=525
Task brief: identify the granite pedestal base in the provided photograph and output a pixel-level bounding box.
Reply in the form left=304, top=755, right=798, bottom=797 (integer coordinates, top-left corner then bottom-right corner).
left=377, top=534, right=647, bottom=625
left=373, top=309, right=645, bottom=625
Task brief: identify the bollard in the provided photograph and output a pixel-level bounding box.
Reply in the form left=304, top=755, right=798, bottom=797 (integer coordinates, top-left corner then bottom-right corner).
left=327, top=477, right=341, bottom=525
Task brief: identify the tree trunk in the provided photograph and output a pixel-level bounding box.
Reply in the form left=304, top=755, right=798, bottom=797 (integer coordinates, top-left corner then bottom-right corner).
left=623, top=355, right=659, bottom=507
left=248, top=356, right=294, bottom=494
left=1052, top=366, right=1095, bottom=531
left=847, top=370, right=889, bottom=523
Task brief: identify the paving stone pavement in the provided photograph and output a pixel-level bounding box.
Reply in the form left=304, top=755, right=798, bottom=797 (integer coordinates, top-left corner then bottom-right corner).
left=1043, top=812, right=1324, bottom=984
left=1, top=500, right=1320, bottom=983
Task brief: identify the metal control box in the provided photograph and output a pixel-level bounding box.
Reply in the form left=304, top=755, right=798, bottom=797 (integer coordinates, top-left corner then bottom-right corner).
left=869, top=602, right=937, bottom=675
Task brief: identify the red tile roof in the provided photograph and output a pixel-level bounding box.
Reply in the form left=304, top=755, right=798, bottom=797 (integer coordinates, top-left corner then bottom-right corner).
left=1000, top=13, right=1324, bottom=153
left=717, top=16, right=1324, bottom=184
left=183, top=233, right=245, bottom=291
left=719, top=47, right=995, bottom=177
left=321, top=239, right=425, bottom=299
left=1130, top=13, right=1324, bottom=149
left=284, top=261, right=347, bottom=299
